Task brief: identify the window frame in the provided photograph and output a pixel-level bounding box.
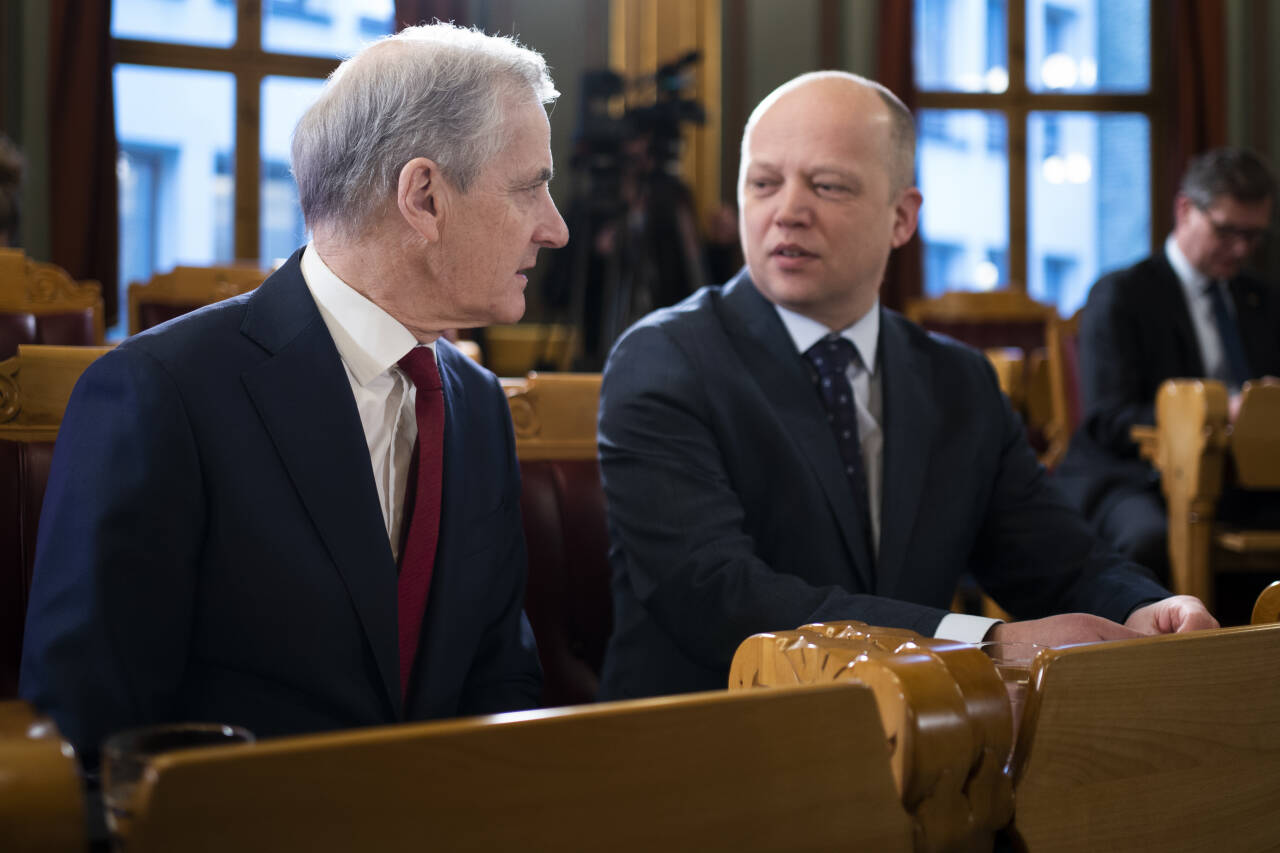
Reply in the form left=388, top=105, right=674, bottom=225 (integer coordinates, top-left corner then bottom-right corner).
left=113, top=0, right=340, bottom=263
left=914, top=0, right=1169, bottom=297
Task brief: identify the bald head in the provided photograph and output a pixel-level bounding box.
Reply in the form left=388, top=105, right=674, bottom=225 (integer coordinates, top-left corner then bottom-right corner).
left=740, top=72, right=916, bottom=196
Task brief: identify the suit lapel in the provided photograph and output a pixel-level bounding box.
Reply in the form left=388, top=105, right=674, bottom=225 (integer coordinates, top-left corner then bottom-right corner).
left=238, top=254, right=402, bottom=717
left=876, top=312, right=935, bottom=588
left=1152, top=253, right=1207, bottom=375
left=719, top=273, right=875, bottom=590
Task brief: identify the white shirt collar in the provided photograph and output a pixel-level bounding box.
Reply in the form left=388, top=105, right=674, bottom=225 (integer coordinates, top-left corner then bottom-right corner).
left=1165, top=233, right=1212, bottom=298
left=774, top=301, right=880, bottom=375
left=299, top=245, right=430, bottom=385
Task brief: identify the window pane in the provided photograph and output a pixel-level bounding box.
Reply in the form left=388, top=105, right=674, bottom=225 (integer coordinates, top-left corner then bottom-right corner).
left=261, top=76, right=325, bottom=267
left=917, top=110, right=1009, bottom=295
left=115, top=65, right=235, bottom=338
left=1026, top=0, right=1149, bottom=93
left=914, top=0, right=1008, bottom=92
left=263, top=0, right=395, bottom=58
left=1028, top=112, right=1150, bottom=315
left=111, top=0, right=235, bottom=48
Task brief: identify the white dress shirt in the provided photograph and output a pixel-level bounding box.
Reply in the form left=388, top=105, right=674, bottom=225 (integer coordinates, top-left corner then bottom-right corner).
left=1165, top=234, right=1238, bottom=386
left=775, top=301, right=997, bottom=643
left=300, top=245, right=436, bottom=560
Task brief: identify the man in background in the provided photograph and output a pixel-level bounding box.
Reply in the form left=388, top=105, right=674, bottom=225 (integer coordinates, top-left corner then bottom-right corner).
left=21, top=23, right=568, bottom=765
left=597, top=71, right=1215, bottom=701
left=1057, top=147, right=1280, bottom=583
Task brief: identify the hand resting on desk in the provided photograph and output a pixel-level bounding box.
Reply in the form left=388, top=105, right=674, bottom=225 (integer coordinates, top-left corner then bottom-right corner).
left=986, top=595, right=1218, bottom=646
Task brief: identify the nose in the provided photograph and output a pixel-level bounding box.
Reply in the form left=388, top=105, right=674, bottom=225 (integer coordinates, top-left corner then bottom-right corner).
left=774, top=180, right=812, bottom=229
left=536, top=196, right=570, bottom=249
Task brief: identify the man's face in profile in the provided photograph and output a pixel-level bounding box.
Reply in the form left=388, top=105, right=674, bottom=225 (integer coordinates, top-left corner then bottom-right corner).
left=737, top=78, right=917, bottom=331
left=1175, top=192, right=1272, bottom=281
left=429, top=97, right=569, bottom=328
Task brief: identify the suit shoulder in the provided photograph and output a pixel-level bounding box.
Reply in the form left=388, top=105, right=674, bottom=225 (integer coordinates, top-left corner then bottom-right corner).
left=120, top=292, right=254, bottom=368
left=621, top=286, right=723, bottom=340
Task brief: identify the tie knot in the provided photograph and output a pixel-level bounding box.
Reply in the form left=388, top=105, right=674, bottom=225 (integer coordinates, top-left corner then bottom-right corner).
left=804, top=336, right=861, bottom=378
left=398, top=345, right=441, bottom=391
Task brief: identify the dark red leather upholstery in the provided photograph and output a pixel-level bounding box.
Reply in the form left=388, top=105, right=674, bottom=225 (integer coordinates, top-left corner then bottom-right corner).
left=0, top=310, right=98, bottom=360
left=916, top=319, right=1046, bottom=354
left=519, top=459, right=613, bottom=707
left=0, top=439, right=55, bottom=698
left=136, top=302, right=202, bottom=334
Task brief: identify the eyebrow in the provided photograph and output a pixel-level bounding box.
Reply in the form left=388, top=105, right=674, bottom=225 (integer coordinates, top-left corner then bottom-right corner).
left=513, top=167, right=554, bottom=190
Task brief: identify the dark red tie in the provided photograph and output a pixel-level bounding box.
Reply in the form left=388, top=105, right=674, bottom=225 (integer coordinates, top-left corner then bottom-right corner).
left=396, top=346, right=445, bottom=702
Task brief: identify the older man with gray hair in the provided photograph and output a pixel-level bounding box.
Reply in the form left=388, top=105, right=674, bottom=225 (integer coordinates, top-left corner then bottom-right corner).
left=21, top=23, right=568, bottom=767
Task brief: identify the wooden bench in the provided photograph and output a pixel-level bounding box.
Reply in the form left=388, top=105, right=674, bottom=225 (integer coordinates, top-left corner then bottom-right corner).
left=730, top=622, right=1012, bottom=852
left=1132, top=378, right=1280, bottom=609
left=1010, top=622, right=1280, bottom=851
left=0, top=700, right=85, bottom=853
left=119, top=686, right=912, bottom=852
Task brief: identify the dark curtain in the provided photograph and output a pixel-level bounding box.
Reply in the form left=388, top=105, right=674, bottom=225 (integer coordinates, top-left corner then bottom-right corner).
left=48, top=1, right=118, bottom=326
left=876, top=0, right=922, bottom=313
left=1167, top=0, right=1226, bottom=220
left=395, top=0, right=474, bottom=30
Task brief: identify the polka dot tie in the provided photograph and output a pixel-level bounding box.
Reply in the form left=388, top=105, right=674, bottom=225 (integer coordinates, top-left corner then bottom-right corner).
left=804, top=336, right=874, bottom=568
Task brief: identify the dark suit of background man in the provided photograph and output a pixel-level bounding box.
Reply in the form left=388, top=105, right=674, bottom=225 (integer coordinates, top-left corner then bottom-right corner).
left=20, top=23, right=569, bottom=765
left=597, top=71, right=1216, bottom=701
left=1057, top=147, right=1280, bottom=584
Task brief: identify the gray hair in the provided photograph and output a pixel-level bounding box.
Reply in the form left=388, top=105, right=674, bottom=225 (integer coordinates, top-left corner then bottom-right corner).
left=740, top=71, right=916, bottom=194
left=292, top=22, right=558, bottom=236
left=1180, top=147, right=1276, bottom=209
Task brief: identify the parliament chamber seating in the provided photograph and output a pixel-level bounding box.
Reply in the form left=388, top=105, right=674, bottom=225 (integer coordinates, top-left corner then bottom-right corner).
left=1132, top=378, right=1280, bottom=611
left=731, top=609, right=1280, bottom=852
left=98, top=686, right=914, bottom=853
left=0, top=249, right=104, bottom=360
left=504, top=372, right=612, bottom=707
left=0, top=700, right=85, bottom=853
left=127, top=264, right=268, bottom=335
left=908, top=290, right=1074, bottom=468
left=0, top=345, right=111, bottom=699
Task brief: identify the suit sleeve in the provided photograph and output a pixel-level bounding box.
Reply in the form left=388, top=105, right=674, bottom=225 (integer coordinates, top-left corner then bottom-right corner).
left=968, top=361, right=1170, bottom=622
left=599, top=324, right=951, bottom=674
left=456, top=373, right=542, bottom=714
left=1076, top=273, right=1157, bottom=455
left=19, top=347, right=204, bottom=767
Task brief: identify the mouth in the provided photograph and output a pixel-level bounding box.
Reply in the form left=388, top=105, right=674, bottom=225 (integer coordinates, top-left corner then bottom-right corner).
left=770, top=244, right=817, bottom=267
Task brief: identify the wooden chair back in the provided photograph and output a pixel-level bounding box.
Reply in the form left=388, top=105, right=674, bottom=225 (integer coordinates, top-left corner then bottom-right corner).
left=504, top=372, right=610, bottom=707
left=122, top=687, right=912, bottom=852
left=504, top=371, right=601, bottom=461
left=907, top=290, right=1070, bottom=466
left=0, top=248, right=104, bottom=359
left=729, top=622, right=1013, bottom=852
left=1011, top=623, right=1280, bottom=851
left=128, top=264, right=267, bottom=335
left=0, top=700, right=85, bottom=853
left=485, top=323, right=578, bottom=377
left=1135, top=378, right=1280, bottom=608
left=0, top=344, right=112, bottom=441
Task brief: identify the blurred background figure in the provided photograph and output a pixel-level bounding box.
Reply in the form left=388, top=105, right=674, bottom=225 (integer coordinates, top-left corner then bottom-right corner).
left=0, top=134, right=23, bottom=247
left=541, top=53, right=714, bottom=370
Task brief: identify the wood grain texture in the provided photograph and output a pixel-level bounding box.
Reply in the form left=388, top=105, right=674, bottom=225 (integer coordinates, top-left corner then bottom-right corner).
left=1012, top=624, right=1280, bottom=852
left=125, top=686, right=912, bottom=853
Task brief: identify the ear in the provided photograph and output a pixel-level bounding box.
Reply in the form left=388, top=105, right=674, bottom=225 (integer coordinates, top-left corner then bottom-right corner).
left=1173, top=192, right=1195, bottom=231
left=889, top=186, right=923, bottom=249
left=397, top=156, right=446, bottom=242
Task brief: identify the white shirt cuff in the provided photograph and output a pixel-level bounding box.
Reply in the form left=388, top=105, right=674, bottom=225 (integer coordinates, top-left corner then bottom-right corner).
left=934, top=612, right=1002, bottom=644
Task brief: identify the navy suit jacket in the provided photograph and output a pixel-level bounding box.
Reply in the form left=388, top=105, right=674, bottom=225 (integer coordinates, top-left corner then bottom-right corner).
left=597, top=272, right=1168, bottom=700
left=1056, top=252, right=1280, bottom=516
left=20, top=250, right=541, bottom=764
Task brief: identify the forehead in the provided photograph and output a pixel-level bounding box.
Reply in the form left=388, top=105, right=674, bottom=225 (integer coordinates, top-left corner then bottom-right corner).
left=745, top=80, right=892, bottom=170
left=481, top=99, right=552, bottom=180
left=1203, top=194, right=1272, bottom=224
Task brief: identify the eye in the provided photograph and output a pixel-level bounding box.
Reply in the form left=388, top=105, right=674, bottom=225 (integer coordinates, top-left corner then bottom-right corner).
left=814, top=182, right=849, bottom=195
